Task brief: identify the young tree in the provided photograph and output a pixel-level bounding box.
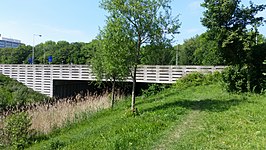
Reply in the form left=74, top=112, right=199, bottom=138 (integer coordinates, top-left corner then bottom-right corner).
left=91, top=17, right=134, bottom=108
left=100, top=0, right=180, bottom=111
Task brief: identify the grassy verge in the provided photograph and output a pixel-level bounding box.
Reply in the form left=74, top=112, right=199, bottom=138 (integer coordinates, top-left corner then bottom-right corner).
left=26, top=83, right=266, bottom=149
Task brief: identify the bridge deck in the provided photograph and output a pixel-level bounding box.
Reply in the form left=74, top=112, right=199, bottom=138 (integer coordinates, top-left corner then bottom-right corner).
left=0, top=64, right=225, bottom=97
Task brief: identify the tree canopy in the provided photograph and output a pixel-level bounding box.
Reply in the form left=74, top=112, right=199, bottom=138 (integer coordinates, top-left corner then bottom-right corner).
left=201, top=0, right=266, bottom=92
left=100, top=0, right=180, bottom=111
left=201, top=0, right=266, bottom=65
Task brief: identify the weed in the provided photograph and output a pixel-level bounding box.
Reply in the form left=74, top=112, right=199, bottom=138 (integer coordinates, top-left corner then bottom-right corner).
left=48, top=139, right=65, bottom=150
left=141, top=84, right=168, bottom=97
left=3, top=112, right=32, bottom=149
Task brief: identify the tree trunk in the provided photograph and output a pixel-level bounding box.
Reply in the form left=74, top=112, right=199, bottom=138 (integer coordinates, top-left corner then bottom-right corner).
left=131, top=65, right=137, bottom=112
left=131, top=34, right=141, bottom=112
left=111, top=77, right=116, bottom=108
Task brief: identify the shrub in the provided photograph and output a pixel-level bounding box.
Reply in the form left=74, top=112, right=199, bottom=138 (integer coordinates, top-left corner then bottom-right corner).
left=175, top=72, right=222, bottom=89
left=204, top=71, right=222, bottom=84
left=0, top=74, right=47, bottom=109
left=141, top=84, right=168, bottom=97
left=3, top=112, right=32, bottom=149
left=222, top=65, right=249, bottom=93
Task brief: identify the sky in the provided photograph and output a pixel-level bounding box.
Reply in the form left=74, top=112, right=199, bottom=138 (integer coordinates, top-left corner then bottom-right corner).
left=0, top=0, right=265, bottom=46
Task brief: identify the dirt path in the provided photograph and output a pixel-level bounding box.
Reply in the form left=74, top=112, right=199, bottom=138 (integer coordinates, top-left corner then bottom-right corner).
left=155, top=110, right=202, bottom=150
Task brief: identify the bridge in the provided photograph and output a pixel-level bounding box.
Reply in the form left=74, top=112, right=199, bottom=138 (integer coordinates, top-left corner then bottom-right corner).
left=0, top=64, right=225, bottom=97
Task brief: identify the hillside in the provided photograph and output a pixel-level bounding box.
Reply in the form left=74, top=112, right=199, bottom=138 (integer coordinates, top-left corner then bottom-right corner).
left=26, top=83, right=266, bottom=150
left=0, top=74, right=47, bottom=109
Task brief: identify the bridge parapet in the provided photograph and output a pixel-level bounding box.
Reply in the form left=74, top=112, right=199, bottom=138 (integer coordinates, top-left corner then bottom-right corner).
left=0, top=64, right=226, bottom=97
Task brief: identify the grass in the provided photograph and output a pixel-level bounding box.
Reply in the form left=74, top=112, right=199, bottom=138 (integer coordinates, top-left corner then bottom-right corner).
left=28, top=93, right=112, bottom=133
left=24, top=83, right=266, bottom=149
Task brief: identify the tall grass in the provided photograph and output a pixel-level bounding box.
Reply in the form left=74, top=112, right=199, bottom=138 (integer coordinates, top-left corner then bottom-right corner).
left=28, top=93, right=116, bottom=133
left=0, top=91, right=124, bottom=149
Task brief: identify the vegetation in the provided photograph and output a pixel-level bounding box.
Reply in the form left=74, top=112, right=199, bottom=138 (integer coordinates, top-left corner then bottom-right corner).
left=178, top=33, right=223, bottom=65
left=22, top=72, right=266, bottom=149
left=0, top=40, right=97, bottom=65
left=1, top=0, right=266, bottom=149
left=141, top=42, right=177, bottom=65
left=201, top=0, right=266, bottom=92
left=100, top=0, right=180, bottom=111
left=0, top=74, right=47, bottom=109
left=2, top=112, right=33, bottom=149
left=91, top=17, right=134, bottom=108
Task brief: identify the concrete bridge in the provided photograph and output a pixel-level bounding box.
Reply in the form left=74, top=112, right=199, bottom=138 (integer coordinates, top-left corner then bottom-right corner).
left=0, top=64, right=225, bottom=97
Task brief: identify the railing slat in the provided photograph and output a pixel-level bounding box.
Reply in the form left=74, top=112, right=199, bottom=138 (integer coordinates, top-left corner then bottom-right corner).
left=0, top=64, right=226, bottom=97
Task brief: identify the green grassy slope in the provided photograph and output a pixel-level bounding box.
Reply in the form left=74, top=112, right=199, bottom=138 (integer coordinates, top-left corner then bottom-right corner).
left=0, top=74, right=47, bottom=108
left=27, top=84, right=266, bottom=150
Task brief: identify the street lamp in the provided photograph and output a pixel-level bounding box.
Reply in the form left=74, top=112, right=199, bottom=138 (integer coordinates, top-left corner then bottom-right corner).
left=32, top=34, right=42, bottom=64
left=176, top=44, right=178, bottom=66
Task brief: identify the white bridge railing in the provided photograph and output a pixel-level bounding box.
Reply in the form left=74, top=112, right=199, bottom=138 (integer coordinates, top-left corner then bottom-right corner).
left=0, top=64, right=225, bottom=97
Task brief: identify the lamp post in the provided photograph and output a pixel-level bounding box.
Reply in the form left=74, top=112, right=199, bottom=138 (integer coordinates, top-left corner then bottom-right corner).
left=32, top=34, right=42, bottom=64
left=176, top=44, right=178, bottom=65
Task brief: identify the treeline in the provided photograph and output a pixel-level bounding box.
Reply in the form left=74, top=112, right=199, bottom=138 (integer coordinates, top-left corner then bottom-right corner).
left=0, top=40, right=97, bottom=65
left=178, top=32, right=266, bottom=65
left=0, top=40, right=177, bottom=65
left=0, top=35, right=265, bottom=66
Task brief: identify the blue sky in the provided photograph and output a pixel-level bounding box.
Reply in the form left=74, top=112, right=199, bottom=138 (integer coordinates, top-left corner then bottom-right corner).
left=0, top=0, right=265, bottom=45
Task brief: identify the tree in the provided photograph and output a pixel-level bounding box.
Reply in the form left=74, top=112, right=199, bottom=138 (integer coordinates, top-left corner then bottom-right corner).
left=141, top=42, right=176, bottom=65
left=193, top=32, right=223, bottom=65
left=91, top=17, right=134, bottom=108
left=201, top=0, right=266, bottom=92
left=178, top=32, right=223, bottom=65
left=0, top=44, right=32, bottom=64
left=82, top=40, right=102, bottom=64
left=201, top=0, right=265, bottom=65
left=178, top=36, right=199, bottom=65
left=100, top=0, right=180, bottom=111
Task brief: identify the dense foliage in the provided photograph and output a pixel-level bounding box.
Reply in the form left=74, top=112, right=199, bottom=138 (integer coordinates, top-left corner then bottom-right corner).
left=3, top=112, right=32, bottom=149
left=0, top=74, right=47, bottom=109
left=0, top=45, right=32, bottom=64
left=0, top=38, right=179, bottom=66
left=0, top=40, right=97, bottom=65
left=141, top=42, right=177, bottom=65
left=178, top=32, right=223, bottom=65
left=201, top=0, right=266, bottom=92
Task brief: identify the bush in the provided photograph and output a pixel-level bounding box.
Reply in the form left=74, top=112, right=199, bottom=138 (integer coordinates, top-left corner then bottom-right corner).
left=222, top=64, right=266, bottom=93
left=0, top=74, right=47, bottom=108
left=3, top=112, right=32, bottom=149
left=175, top=72, right=222, bottom=89
left=204, top=71, right=222, bottom=84
left=141, top=84, right=168, bottom=97
left=222, top=65, right=249, bottom=93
